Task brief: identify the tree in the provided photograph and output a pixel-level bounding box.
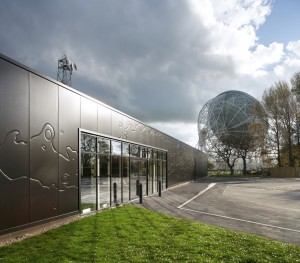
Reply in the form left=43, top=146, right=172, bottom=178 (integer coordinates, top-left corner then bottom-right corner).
left=261, top=81, right=297, bottom=167
left=291, top=71, right=300, bottom=95
left=291, top=71, right=300, bottom=149
left=211, top=139, right=239, bottom=175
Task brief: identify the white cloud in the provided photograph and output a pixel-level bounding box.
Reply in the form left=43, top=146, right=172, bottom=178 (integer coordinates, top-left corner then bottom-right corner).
left=187, top=0, right=277, bottom=77
left=287, top=40, right=300, bottom=57
left=274, top=56, right=300, bottom=79
left=272, top=40, right=300, bottom=79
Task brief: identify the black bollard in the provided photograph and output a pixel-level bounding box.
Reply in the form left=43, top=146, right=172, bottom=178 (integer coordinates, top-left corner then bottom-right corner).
left=113, top=182, right=117, bottom=203
left=139, top=183, right=143, bottom=204
left=159, top=180, right=162, bottom=197
left=136, top=180, right=139, bottom=196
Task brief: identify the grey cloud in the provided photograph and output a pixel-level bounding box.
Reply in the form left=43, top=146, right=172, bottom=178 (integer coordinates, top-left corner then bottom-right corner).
left=0, top=0, right=237, bottom=125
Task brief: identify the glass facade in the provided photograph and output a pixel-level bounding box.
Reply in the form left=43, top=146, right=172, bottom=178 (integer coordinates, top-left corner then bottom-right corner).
left=80, top=132, right=167, bottom=213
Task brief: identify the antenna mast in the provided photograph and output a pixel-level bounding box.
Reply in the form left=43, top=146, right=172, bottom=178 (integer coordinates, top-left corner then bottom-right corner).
left=57, top=55, right=77, bottom=86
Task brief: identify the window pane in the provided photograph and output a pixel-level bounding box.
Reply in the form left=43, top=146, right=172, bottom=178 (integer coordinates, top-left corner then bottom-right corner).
left=111, top=156, right=121, bottom=204
left=122, top=142, right=130, bottom=156
left=130, top=159, right=139, bottom=199
left=141, top=147, right=148, bottom=159
left=122, top=157, right=129, bottom=202
left=153, top=150, right=157, bottom=159
left=98, top=155, right=110, bottom=208
left=139, top=160, right=147, bottom=196
left=162, top=160, right=167, bottom=190
left=98, top=137, right=110, bottom=155
left=158, top=151, right=166, bottom=160
left=111, top=140, right=122, bottom=156
left=152, top=160, right=158, bottom=193
left=81, top=134, right=96, bottom=153
left=80, top=153, right=97, bottom=213
left=130, top=144, right=141, bottom=158
left=148, top=149, right=153, bottom=159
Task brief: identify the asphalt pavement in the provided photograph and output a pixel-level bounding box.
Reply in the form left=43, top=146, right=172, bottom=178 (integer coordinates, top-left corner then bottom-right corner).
left=134, top=177, right=300, bottom=246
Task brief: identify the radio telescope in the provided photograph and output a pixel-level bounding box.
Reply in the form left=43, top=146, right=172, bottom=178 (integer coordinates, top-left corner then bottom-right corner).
left=57, top=55, right=77, bottom=86
left=198, top=90, right=267, bottom=152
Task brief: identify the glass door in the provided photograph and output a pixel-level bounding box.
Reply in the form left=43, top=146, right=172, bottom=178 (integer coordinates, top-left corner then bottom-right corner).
left=80, top=153, right=97, bottom=213
left=130, top=159, right=139, bottom=200
left=111, top=156, right=121, bottom=205
left=98, top=155, right=110, bottom=208
left=139, top=160, right=147, bottom=196
left=129, top=159, right=147, bottom=199
left=122, top=157, right=129, bottom=202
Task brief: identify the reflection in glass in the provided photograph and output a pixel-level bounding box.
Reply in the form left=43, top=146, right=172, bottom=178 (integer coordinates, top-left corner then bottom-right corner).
left=98, top=156, right=110, bottom=208
left=130, top=159, right=147, bottom=199
left=98, top=137, right=110, bottom=155
left=130, top=144, right=140, bottom=158
left=123, top=142, right=130, bottom=156
left=111, top=140, right=122, bottom=156
left=153, top=150, right=157, bottom=159
left=141, top=147, right=148, bottom=158
left=81, top=134, right=96, bottom=152
left=148, top=159, right=153, bottom=194
left=130, top=159, right=138, bottom=199
left=111, top=156, right=121, bottom=204
left=157, top=159, right=162, bottom=192
left=152, top=160, right=157, bottom=193
left=80, top=154, right=97, bottom=212
left=162, top=160, right=167, bottom=190
left=80, top=132, right=167, bottom=209
left=139, top=160, right=147, bottom=195
left=122, top=157, right=129, bottom=202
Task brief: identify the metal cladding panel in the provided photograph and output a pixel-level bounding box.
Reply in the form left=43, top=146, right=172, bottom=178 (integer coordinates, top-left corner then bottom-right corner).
left=138, top=122, right=151, bottom=145
left=30, top=74, right=59, bottom=221
left=122, top=116, right=134, bottom=141
left=58, top=88, right=80, bottom=214
left=122, top=116, right=160, bottom=147
left=81, top=97, right=98, bottom=132
left=0, top=58, right=30, bottom=231
left=164, top=138, right=196, bottom=186
left=0, top=177, right=29, bottom=231
left=98, top=104, right=112, bottom=135
left=0, top=58, right=29, bottom=140
left=195, top=151, right=208, bottom=178
left=111, top=111, right=123, bottom=139
left=123, top=118, right=144, bottom=144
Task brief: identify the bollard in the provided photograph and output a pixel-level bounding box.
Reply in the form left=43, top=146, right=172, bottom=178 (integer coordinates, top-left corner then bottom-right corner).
left=139, top=183, right=143, bottom=204
left=136, top=180, right=140, bottom=196
left=159, top=180, right=162, bottom=197
left=113, top=182, right=117, bottom=203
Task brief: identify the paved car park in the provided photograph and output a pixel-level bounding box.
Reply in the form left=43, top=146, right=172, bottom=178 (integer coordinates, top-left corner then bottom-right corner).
left=135, top=177, right=300, bottom=246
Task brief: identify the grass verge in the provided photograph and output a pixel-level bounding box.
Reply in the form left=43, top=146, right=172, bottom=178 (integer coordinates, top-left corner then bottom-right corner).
left=0, top=205, right=300, bottom=262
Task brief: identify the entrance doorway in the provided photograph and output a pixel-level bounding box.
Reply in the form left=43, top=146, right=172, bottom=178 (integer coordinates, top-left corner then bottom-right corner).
left=80, top=132, right=167, bottom=213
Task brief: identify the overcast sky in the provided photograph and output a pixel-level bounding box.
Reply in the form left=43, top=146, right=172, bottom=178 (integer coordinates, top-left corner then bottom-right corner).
left=1, top=0, right=300, bottom=147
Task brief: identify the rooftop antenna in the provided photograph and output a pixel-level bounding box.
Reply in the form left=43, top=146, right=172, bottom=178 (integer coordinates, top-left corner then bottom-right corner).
left=57, top=54, right=77, bottom=86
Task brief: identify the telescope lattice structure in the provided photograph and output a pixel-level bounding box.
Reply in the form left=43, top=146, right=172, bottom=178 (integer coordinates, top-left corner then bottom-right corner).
left=198, top=90, right=267, bottom=152
left=57, top=55, right=77, bottom=86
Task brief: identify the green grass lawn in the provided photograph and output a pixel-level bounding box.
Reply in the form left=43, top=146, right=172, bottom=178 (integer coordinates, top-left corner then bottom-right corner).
left=1, top=205, right=300, bottom=262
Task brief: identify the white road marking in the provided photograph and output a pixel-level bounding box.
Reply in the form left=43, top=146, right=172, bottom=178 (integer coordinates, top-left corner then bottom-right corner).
left=167, top=181, right=190, bottom=190
left=179, top=207, right=300, bottom=233
left=177, top=183, right=216, bottom=209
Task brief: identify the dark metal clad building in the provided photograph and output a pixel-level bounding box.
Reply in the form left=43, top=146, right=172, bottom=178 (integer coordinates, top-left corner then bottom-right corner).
left=0, top=53, right=207, bottom=234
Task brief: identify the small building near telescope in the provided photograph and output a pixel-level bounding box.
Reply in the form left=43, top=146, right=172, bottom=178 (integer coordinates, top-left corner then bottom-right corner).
left=0, top=53, right=207, bottom=235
